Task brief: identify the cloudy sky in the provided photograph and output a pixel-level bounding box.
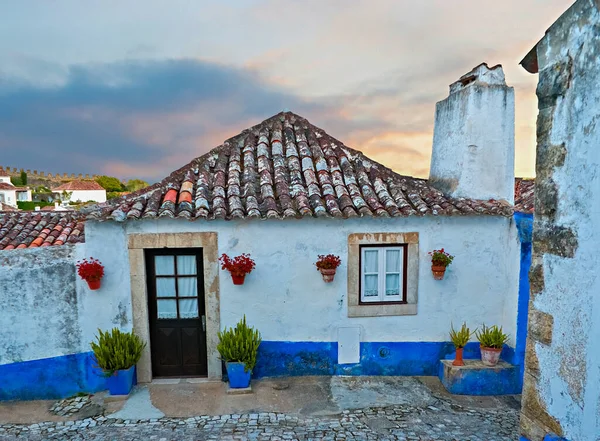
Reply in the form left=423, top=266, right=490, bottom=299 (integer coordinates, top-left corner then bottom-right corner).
left=0, top=0, right=572, bottom=183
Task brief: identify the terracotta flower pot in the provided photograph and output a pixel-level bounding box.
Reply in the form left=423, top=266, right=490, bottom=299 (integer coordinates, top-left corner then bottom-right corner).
left=453, top=347, right=464, bottom=366
left=319, top=268, right=337, bottom=283
left=231, top=274, right=246, bottom=285
left=480, top=346, right=502, bottom=366
left=431, top=265, right=447, bottom=280
left=86, top=279, right=101, bottom=290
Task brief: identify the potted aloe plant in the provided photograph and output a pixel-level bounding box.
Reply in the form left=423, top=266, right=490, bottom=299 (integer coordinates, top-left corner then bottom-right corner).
left=315, top=254, right=342, bottom=282
left=91, top=328, right=146, bottom=395
left=76, top=258, right=105, bottom=290
left=476, top=325, right=509, bottom=366
left=219, top=253, right=256, bottom=285
left=217, top=316, right=261, bottom=389
left=449, top=322, right=474, bottom=366
left=428, top=248, right=454, bottom=280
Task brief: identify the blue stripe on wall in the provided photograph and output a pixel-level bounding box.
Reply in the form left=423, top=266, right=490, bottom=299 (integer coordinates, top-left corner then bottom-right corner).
left=0, top=352, right=107, bottom=401
left=254, top=341, right=515, bottom=378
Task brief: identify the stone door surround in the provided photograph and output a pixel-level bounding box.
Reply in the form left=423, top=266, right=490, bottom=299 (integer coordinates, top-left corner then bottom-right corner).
left=128, top=232, right=221, bottom=383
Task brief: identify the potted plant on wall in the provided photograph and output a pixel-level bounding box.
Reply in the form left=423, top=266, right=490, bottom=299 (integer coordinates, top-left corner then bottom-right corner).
left=76, top=258, right=105, bottom=290
left=315, top=254, right=342, bottom=283
left=219, top=253, right=256, bottom=285
left=449, top=322, right=474, bottom=366
left=91, top=328, right=146, bottom=395
left=476, top=325, right=509, bottom=366
left=428, top=248, right=454, bottom=280
left=217, top=316, right=261, bottom=389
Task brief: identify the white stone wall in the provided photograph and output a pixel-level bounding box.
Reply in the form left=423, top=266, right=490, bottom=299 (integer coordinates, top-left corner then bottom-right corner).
left=114, top=216, right=519, bottom=345
left=429, top=64, right=515, bottom=203
left=66, top=189, right=107, bottom=203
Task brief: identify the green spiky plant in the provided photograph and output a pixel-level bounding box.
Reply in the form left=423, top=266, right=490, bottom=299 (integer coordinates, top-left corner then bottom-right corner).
left=90, top=328, right=146, bottom=376
left=217, top=316, right=262, bottom=373
left=449, top=322, right=474, bottom=349
left=476, top=325, right=509, bottom=349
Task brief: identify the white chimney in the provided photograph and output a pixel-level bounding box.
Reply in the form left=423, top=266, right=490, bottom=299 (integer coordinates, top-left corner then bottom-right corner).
left=34, top=206, right=40, bottom=211
left=429, top=63, right=515, bottom=203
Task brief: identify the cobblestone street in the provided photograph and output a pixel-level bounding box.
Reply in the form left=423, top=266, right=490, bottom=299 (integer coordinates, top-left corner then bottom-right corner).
left=0, top=401, right=518, bottom=441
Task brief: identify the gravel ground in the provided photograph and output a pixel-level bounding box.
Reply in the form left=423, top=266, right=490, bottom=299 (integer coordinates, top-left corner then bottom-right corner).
left=0, top=400, right=518, bottom=441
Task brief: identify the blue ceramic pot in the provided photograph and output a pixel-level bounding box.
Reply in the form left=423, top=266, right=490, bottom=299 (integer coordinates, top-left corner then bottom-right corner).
left=226, top=362, right=251, bottom=388
left=107, top=366, right=135, bottom=395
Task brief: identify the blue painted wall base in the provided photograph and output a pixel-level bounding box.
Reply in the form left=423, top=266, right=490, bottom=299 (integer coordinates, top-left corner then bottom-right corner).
left=520, top=436, right=569, bottom=441
left=438, top=359, right=520, bottom=395
left=254, top=341, right=515, bottom=379
left=0, top=352, right=107, bottom=401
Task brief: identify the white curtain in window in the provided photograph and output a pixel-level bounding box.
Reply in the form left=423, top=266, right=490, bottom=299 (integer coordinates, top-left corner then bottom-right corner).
left=177, top=278, right=197, bottom=297
left=155, top=256, right=174, bottom=275
left=386, top=250, right=401, bottom=272
left=156, top=278, right=176, bottom=297
left=157, top=299, right=177, bottom=319
left=364, top=250, right=378, bottom=272
left=385, top=250, right=401, bottom=295
left=363, top=250, right=379, bottom=297
left=179, top=299, right=199, bottom=318
left=177, top=255, right=196, bottom=275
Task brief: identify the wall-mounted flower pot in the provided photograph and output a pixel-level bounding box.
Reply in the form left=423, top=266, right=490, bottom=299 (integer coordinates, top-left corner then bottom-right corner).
left=453, top=347, right=464, bottom=366
left=225, top=362, right=251, bottom=388
left=107, top=366, right=135, bottom=395
left=480, top=346, right=502, bottom=366
left=431, top=265, right=446, bottom=280
left=231, top=274, right=246, bottom=285
left=319, top=268, right=336, bottom=283
left=87, top=279, right=101, bottom=290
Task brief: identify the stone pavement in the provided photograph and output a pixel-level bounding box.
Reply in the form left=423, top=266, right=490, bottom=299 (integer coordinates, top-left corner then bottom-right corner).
left=0, top=376, right=520, bottom=440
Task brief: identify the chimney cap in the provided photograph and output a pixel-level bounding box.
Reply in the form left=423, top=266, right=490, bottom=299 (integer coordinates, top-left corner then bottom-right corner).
left=449, top=63, right=506, bottom=94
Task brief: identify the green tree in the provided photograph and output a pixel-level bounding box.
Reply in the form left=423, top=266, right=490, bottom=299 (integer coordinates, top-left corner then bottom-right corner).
left=95, top=176, right=125, bottom=192
left=20, top=171, right=27, bottom=185
left=125, top=179, right=149, bottom=192
left=10, top=176, right=22, bottom=186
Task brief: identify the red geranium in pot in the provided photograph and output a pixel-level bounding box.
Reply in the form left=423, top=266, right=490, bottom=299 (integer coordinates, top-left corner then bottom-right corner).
left=315, top=254, right=342, bottom=283
left=219, top=253, right=256, bottom=285
left=428, top=248, right=454, bottom=280
left=76, top=258, right=105, bottom=290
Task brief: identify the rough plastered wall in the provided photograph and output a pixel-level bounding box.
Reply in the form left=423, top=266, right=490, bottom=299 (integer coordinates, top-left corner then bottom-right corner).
left=520, top=1, right=600, bottom=440
left=429, top=63, right=515, bottom=203
left=87, top=215, right=520, bottom=346
left=0, top=224, right=133, bottom=399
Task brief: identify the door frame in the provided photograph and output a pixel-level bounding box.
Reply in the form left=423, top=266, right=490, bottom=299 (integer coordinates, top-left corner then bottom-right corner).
left=128, top=232, right=221, bottom=383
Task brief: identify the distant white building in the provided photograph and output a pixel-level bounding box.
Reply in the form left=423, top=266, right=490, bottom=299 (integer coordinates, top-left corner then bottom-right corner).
left=52, top=180, right=107, bottom=203
left=0, top=167, right=32, bottom=208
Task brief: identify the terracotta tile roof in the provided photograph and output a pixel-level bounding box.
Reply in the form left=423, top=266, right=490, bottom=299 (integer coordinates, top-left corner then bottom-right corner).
left=53, top=180, right=105, bottom=191
left=0, top=182, right=28, bottom=191
left=0, top=212, right=85, bottom=250
left=86, top=112, right=513, bottom=222
left=515, top=178, right=535, bottom=214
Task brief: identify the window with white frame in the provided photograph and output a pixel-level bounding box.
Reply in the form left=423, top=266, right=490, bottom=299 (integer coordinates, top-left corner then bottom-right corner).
left=360, top=245, right=407, bottom=303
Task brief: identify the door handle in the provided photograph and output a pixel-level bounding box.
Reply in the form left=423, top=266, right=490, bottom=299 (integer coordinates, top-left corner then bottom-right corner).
left=202, top=315, right=206, bottom=332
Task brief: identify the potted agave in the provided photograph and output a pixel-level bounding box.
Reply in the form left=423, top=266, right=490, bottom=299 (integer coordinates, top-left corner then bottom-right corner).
left=449, top=322, right=474, bottom=366
left=315, top=254, right=342, bottom=283
left=76, top=258, right=105, bottom=290
left=91, top=328, right=146, bottom=395
left=428, top=248, right=454, bottom=280
left=217, top=315, right=261, bottom=389
left=476, top=325, right=509, bottom=366
left=219, top=253, right=256, bottom=285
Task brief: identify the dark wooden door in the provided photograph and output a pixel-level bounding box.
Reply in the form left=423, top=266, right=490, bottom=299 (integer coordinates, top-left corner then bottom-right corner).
left=146, top=249, right=207, bottom=377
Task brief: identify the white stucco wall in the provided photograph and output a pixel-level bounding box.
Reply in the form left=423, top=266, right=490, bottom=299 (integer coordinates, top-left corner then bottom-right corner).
left=65, top=189, right=107, bottom=203
left=85, top=216, right=520, bottom=346
left=526, top=1, right=600, bottom=439
left=0, top=189, right=17, bottom=206
left=429, top=64, right=515, bottom=203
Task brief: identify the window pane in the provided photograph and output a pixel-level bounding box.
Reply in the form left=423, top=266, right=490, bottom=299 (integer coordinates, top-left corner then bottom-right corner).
left=156, top=278, right=176, bottom=297
left=386, top=249, right=401, bottom=272
left=155, top=256, right=174, bottom=275
left=385, top=274, right=400, bottom=296
left=157, top=299, right=177, bottom=319
left=177, top=255, right=196, bottom=275
left=179, top=299, right=199, bottom=318
left=364, top=274, right=379, bottom=297
left=363, top=250, right=379, bottom=273
left=178, top=277, right=198, bottom=297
